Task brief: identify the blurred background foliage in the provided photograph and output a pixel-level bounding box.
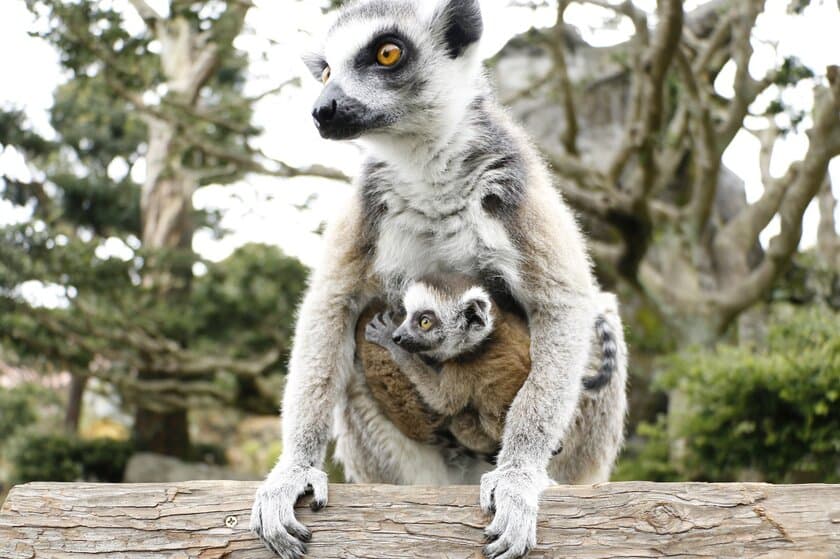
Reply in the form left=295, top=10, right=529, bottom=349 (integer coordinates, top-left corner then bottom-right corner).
left=1, top=0, right=838, bottom=499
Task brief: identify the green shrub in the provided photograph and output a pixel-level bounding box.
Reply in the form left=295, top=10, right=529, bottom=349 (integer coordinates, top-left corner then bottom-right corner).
left=0, top=388, right=37, bottom=445
left=188, top=442, right=229, bottom=466
left=612, top=415, right=680, bottom=482
left=77, top=438, right=135, bottom=482
left=8, top=433, right=83, bottom=482
left=656, top=305, right=840, bottom=482
left=9, top=433, right=133, bottom=483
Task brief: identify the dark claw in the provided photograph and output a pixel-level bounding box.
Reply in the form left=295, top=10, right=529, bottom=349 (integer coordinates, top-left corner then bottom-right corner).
left=483, top=531, right=500, bottom=544
left=311, top=498, right=327, bottom=511
left=264, top=540, right=284, bottom=558
left=287, top=524, right=312, bottom=543
left=483, top=544, right=501, bottom=559
left=295, top=542, right=308, bottom=558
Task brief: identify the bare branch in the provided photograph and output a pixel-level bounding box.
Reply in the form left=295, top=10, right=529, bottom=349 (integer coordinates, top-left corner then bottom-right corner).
left=183, top=129, right=350, bottom=182
left=692, top=9, right=735, bottom=78
left=547, top=0, right=578, bottom=155
left=582, top=0, right=649, bottom=38
left=607, top=0, right=683, bottom=191
left=127, top=0, right=163, bottom=27
left=756, top=124, right=780, bottom=186
left=500, top=70, right=554, bottom=106
left=715, top=3, right=777, bottom=154
left=649, top=199, right=680, bottom=222
left=715, top=66, right=840, bottom=319
left=184, top=45, right=220, bottom=103
left=546, top=150, right=608, bottom=192
left=817, top=175, right=839, bottom=269
left=105, top=76, right=349, bottom=183
left=676, top=47, right=721, bottom=236
left=246, top=78, right=302, bottom=104
left=639, top=260, right=704, bottom=318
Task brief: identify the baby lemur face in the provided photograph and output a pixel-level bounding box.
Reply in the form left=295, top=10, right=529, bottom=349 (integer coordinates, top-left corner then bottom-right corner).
left=392, top=276, right=493, bottom=362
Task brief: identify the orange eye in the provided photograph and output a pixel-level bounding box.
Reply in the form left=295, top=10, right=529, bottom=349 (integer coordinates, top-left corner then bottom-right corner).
left=376, top=42, right=402, bottom=67
left=321, top=66, right=331, bottom=84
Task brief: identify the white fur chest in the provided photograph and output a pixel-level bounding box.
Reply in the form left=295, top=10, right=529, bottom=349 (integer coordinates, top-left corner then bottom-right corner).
left=370, top=174, right=520, bottom=291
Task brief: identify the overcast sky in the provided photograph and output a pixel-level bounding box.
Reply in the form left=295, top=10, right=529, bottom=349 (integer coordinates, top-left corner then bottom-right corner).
left=0, top=0, right=838, bottom=275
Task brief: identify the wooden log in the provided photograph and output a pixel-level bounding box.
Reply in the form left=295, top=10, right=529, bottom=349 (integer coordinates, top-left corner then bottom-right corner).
left=1, top=481, right=838, bottom=558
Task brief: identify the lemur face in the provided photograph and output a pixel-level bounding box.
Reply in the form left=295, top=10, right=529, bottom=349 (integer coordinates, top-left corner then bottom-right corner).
left=303, top=0, right=483, bottom=141
left=393, top=279, right=493, bottom=361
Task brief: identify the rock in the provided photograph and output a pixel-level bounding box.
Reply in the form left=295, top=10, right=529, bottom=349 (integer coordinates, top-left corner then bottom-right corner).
left=123, top=452, right=260, bottom=483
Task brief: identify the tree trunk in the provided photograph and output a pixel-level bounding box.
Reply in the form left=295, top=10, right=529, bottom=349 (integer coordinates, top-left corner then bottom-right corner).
left=63, top=374, right=87, bottom=434
left=129, top=13, right=220, bottom=458
left=132, top=121, right=196, bottom=458
left=2, top=481, right=838, bottom=558
left=132, top=408, right=190, bottom=458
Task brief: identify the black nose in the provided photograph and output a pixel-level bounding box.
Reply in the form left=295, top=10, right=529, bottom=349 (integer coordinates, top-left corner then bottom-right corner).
left=392, top=333, right=403, bottom=345
left=312, top=99, right=337, bottom=127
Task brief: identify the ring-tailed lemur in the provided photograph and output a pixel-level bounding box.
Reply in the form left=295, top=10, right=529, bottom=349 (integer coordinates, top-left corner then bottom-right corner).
left=250, top=1, right=628, bottom=558
left=361, top=273, right=622, bottom=462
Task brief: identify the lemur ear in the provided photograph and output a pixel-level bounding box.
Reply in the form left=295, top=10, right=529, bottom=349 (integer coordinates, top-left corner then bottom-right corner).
left=431, top=0, right=483, bottom=58
left=301, top=51, right=327, bottom=81
left=463, top=296, right=491, bottom=329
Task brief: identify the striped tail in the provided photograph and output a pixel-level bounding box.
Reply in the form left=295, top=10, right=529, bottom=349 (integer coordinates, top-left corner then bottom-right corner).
left=582, top=314, right=618, bottom=391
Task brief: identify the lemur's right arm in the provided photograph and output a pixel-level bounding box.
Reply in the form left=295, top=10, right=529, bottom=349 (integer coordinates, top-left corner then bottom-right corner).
left=250, top=199, right=371, bottom=557
left=364, top=312, right=467, bottom=415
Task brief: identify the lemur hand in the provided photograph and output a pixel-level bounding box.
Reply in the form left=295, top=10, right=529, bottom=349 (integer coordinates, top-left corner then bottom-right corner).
left=250, top=464, right=328, bottom=559
left=480, top=465, right=551, bottom=559
left=364, top=311, right=397, bottom=348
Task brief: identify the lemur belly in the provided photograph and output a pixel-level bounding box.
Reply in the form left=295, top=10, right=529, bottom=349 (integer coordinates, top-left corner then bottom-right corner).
left=372, top=184, right=521, bottom=288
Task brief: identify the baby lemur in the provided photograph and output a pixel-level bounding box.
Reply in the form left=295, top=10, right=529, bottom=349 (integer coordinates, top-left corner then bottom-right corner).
left=359, top=273, right=617, bottom=459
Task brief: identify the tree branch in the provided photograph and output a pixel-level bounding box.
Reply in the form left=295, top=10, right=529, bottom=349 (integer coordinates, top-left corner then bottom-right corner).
left=607, top=0, right=683, bottom=192
left=183, top=129, right=350, bottom=182
left=715, top=2, right=776, bottom=154
left=547, top=1, right=578, bottom=155
left=676, top=47, right=721, bottom=236
left=817, top=175, right=839, bottom=269
left=126, top=0, right=163, bottom=27
left=246, top=77, right=302, bottom=104
left=105, top=76, right=349, bottom=183
left=715, top=66, right=840, bottom=320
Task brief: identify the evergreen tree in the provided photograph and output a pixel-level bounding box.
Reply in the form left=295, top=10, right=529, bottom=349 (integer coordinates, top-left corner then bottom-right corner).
left=0, top=0, right=337, bottom=456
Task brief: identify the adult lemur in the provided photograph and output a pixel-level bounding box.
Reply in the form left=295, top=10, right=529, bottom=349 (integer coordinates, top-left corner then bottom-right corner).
left=250, top=1, right=628, bottom=558
left=360, top=273, right=624, bottom=460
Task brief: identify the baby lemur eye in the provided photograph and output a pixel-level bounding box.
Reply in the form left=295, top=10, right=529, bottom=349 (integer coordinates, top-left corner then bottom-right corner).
left=321, top=66, right=331, bottom=84
left=418, top=315, right=433, bottom=331
left=376, top=42, right=402, bottom=67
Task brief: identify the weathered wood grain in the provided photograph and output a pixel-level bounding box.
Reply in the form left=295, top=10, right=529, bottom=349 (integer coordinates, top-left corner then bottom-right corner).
left=1, top=482, right=838, bottom=558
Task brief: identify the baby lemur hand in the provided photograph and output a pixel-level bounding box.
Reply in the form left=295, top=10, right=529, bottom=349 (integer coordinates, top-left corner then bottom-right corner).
left=364, top=311, right=399, bottom=350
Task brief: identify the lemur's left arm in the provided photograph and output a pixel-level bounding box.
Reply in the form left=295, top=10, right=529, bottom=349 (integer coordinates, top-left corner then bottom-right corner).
left=480, top=183, right=597, bottom=559
left=250, top=198, right=372, bottom=559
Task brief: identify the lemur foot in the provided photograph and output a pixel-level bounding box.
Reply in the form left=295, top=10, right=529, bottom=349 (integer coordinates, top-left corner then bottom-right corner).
left=480, top=465, right=551, bottom=559
left=364, top=311, right=397, bottom=348
left=250, top=464, right=328, bottom=559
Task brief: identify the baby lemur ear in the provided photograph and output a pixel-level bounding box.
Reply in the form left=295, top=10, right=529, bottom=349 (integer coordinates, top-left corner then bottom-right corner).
left=462, top=292, right=491, bottom=329
left=431, top=0, right=483, bottom=58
